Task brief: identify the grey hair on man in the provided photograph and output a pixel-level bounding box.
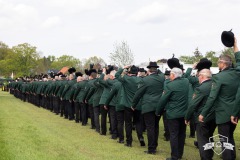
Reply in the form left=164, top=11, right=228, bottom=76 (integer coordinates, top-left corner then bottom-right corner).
left=82, top=74, right=89, bottom=81
left=199, top=69, right=212, bottom=79
left=171, top=67, right=183, bottom=78
left=219, top=54, right=232, bottom=67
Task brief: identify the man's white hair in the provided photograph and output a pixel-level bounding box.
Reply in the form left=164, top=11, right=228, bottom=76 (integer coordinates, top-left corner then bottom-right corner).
left=171, top=67, right=183, bottom=78
left=82, top=74, right=89, bottom=80
left=199, top=69, right=212, bottom=78
left=110, top=70, right=116, bottom=77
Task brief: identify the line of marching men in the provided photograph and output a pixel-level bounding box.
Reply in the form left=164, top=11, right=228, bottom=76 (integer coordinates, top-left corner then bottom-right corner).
left=8, top=38, right=240, bottom=160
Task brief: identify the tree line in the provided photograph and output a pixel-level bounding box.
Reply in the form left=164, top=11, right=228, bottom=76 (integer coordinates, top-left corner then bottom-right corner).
left=0, top=41, right=135, bottom=78
left=178, top=47, right=235, bottom=67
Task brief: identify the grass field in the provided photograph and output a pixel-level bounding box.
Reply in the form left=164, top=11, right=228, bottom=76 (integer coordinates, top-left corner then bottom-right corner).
left=0, top=91, right=240, bottom=160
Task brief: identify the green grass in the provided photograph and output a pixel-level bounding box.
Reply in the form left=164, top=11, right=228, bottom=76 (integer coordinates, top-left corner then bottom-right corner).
left=0, top=91, right=239, bottom=160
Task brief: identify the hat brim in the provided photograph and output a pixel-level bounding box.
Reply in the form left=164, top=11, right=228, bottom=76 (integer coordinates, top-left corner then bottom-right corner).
left=147, top=65, right=159, bottom=68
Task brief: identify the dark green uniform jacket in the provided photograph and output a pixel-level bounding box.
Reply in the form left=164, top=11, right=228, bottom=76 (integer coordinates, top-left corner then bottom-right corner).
left=132, top=73, right=165, bottom=114
left=105, top=81, right=125, bottom=111
left=75, top=80, right=88, bottom=103
left=98, top=74, right=117, bottom=106
left=201, top=52, right=240, bottom=124
left=61, top=80, right=75, bottom=100
left=156, top=77, right=189, bottom=119
left=185, top=79, right=214, bottom=123
left=117, top=68, right=141, bottom=109
left=85, top=79, right=101, bottom=106
left=56, top=80, right=67, bottom=98
left=232, top=51, right=240, bottom=117
left=83, top=79, right=96, bottom=105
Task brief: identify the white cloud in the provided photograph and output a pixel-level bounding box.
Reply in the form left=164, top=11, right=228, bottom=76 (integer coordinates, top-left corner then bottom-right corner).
left=41, top=16, right=61, bottom=29
left=107, top=11, right=126, bottom=20
left=78, top=36, right=96, bottom=43
left=159, top=38, right=171, bottom=48
left=46, top=0, right=105, bottom=13
left=0, top=1, right=38, bottom=30
left=128, top=2, right=168, bottom=23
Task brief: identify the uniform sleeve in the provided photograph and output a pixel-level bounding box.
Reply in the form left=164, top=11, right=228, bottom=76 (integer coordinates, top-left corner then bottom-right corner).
left=232, top=84, right=240, bottom=117
left=98, top=73, right=109, bottom=87
left=182, top=68, right=192, bottom=78
left=105, top=86, right=118, bottom=106
left=185, top=87, right=204, bottom=121
left=200, top=76, right=221, bottom=118
left=156, top=85, right=172, bottom=115
left=86, top=86, right=95, bottom=101
left=234, top=51, right=240, bottom=69
left=116, top=68, right=125, bottom=83
left=132, top=80, right=146, bottom=108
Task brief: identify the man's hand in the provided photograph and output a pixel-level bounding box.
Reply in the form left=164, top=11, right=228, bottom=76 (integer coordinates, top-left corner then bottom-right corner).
left=185, top=120, right=189, bottom=125
left=103, top=68, right=106, bottom=74
left=234, top=37, right=239, bottom=52
left=104, top=105, right=108, bottom=110
left=124, top=65, right=131, bottom=69
left=231, top=116, right=238, bottom=125
left=193, top=62, right=198, bottom=69
left=198, top=115, right=204, bottom=122
left=131, top=106, right=135, bottom=111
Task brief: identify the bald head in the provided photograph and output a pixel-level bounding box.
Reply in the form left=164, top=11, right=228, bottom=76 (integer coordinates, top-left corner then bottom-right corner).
left=77, top=76, right=82, bottom=82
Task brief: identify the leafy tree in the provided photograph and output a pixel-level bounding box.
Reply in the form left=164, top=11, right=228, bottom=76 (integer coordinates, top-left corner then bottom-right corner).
left=205, top=51, right=218, bottom=67
left=157, top=59, right=168, bottom=63
left=35, top=56, right=53, bottom=74
left=194, top=47, right=202, bottom=57
left=0, top=41, right=11, bottom=60
left=83, top=56, right=106, bottom=69
left=50, top=55, right=82, bottom=70
left=179, top=47, right=203, bottom=64
left=9, top=43, right=40, bottom=77
left=109, top=41, right=134, bottom=67
left=0, top=42, right=14, bottom=77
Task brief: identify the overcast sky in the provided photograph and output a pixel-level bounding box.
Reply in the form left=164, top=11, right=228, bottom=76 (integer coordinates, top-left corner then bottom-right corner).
left=0, top=0, right=239, bottom=65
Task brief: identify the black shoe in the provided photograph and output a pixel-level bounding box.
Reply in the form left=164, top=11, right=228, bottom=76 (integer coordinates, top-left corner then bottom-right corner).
left=90, top=126, right=96, bottom=129
left=140, top=140, right=146, bottom=146
left=164, top=137, right=170, bottom=141
left=124, top=143, right=132, bottom=147
left=194, top=141, right=198, bottom=148
left=117, top=140, right=124, bottom=144
left=144, top=150, right=156, bottom=155
left=100, top=133, right=106, bottom=136
left=110, top=136, right=117, bottom=140
left=96, top=130, right=100, bottom=133
left=82, top=123, right=86, bottom=126
left=132, top=125, right=136, bottom=130
left=75, top=120, right=79, bottom=123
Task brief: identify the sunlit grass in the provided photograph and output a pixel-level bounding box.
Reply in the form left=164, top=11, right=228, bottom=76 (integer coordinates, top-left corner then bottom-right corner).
left=0, top=91, right=239, bottom=160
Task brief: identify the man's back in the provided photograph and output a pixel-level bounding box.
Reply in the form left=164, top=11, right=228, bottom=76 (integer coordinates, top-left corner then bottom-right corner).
left=211, top=69, right=240, bottom=124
